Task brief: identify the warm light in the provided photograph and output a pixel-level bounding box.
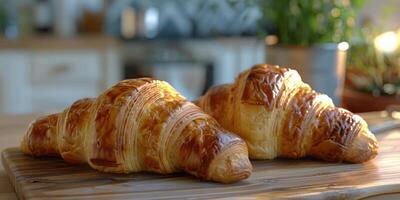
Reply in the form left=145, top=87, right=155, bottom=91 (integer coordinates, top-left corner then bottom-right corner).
left=397, top=28, right=400, bottom=39
left=144, top=8, right=159, bottom=38
left=338, top=42, right=349, bottom=51
left=121, top=7, right=136, bottom=39
left=331, top=8, right=340, bottom=17
left=391, top=111, right=400, bottom=120
left=374, top=31, right=399, bottom=53
left=265, top=35, right=278, bottom=45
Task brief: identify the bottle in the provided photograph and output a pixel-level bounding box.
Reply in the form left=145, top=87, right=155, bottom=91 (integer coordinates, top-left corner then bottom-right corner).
left=33, top=0, right=53, bottom=33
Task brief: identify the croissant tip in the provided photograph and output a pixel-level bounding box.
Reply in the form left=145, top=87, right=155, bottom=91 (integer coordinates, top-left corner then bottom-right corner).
left=20, top=123, right=33, bottom=155
left=20, top=137, right=30, bottom=154
left=207, top=144, right=253, bottom=183
left=344, top=128, right=379, bottom=163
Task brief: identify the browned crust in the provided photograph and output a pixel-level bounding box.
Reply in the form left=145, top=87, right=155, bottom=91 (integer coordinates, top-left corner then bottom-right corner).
left=308, top=107, right=361, bottom=162
left=179, top=118, right=245, bottom=180
left=198, top=84, right=232, bottom=127
left=89, top=78, right=154, bottom=169
left=197, top=64, right=377, bottom=163
left=59, top=98, right=94, bottom=163
left=25, top=114, right=59, bottom=156
left=280, top=87, right=317, bottom=158
left=137, top=93, right=186, bottom=173
left=21, top=77, right=253, bottom=183
left=241, top=64, right=289, bottom=109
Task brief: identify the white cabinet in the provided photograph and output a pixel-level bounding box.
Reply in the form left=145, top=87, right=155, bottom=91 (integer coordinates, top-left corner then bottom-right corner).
left=30, top=50, right=104, bottom=113
left=31, top=51, right=102, bottom=84
left=0, top=51, right=32, bottom=113
left=0, top=43, right=121, bottom=114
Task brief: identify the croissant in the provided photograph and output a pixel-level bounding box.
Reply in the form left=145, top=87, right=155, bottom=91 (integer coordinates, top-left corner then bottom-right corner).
left=20, top=78, right=252, bottom=183
left=196, top=64, right=378, bottom=163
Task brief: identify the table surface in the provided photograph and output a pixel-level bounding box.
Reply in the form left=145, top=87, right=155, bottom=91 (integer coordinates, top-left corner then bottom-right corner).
left=0, top=112, right=398, bottom=200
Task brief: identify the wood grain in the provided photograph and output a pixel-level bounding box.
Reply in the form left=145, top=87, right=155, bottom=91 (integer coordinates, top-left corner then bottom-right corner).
left=2, top=130, right=400, bottom=200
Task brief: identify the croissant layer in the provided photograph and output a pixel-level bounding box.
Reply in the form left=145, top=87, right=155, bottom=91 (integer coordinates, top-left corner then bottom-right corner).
left=196, top=64, right=378, bottom=163
left=21, top=78, right=252, bottom=183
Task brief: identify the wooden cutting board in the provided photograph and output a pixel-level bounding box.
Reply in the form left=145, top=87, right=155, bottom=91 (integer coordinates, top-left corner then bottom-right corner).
left=2, top=132, right=400, bottom=200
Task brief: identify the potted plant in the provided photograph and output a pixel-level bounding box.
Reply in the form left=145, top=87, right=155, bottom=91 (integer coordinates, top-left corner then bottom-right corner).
left=259, top=0, right=366, bottom=105
left=343, top=27, right=400, bottom=113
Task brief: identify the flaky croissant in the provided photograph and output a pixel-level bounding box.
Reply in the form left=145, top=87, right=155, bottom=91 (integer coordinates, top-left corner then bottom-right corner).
left=196, top=64, right=378, bottom=163
left=20, top=78, right=252, bottom=183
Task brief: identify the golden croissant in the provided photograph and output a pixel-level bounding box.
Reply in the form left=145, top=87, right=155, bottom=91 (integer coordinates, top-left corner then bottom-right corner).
left=196, top=64, right=378, bottom=163
left=20, top=78, right=252, bottom=183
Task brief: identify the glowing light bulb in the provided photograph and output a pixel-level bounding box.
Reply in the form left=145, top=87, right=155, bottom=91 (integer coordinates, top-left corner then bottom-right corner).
left=338, top=41, right=349, bottom=51
left=265, top=35, right=278, bottom=45
left=374, top=31, right=399, bottom=53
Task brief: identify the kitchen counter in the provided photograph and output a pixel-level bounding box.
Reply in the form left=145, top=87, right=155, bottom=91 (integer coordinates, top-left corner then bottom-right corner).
left=0, top=35, right=119, bottom=50
left=0, top=112, right=399, bottom=199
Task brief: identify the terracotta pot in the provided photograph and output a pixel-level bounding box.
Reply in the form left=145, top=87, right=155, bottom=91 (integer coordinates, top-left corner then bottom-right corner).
left=341, top=87, right=400, bottom=113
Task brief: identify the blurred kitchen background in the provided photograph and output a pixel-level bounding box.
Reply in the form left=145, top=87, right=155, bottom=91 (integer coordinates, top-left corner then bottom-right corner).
left=0, top=0, right=398, bottom=114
